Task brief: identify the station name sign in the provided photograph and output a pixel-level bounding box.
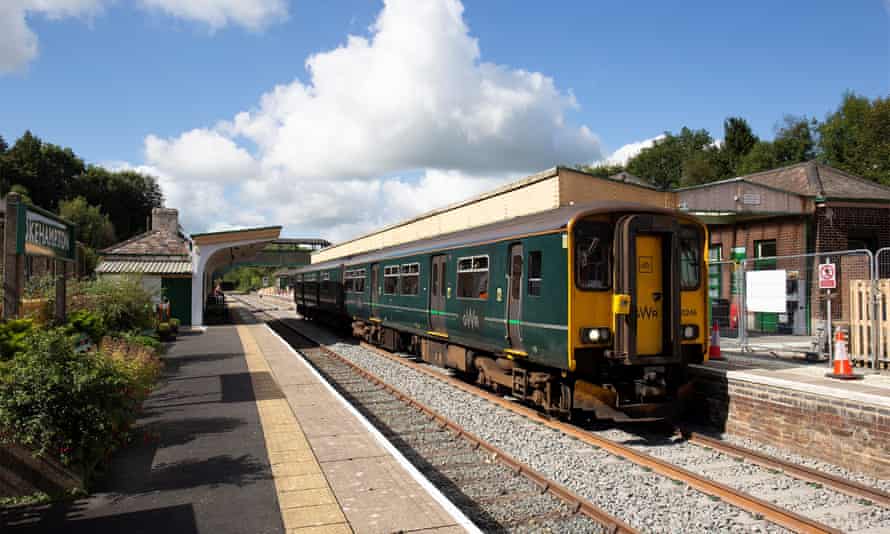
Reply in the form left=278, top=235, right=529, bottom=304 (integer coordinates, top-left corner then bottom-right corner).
left=15, top=204, right=76, bottom=261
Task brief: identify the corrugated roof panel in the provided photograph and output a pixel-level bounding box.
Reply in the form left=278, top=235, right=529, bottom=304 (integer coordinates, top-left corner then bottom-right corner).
left=96, top=260, right=192, bottom=275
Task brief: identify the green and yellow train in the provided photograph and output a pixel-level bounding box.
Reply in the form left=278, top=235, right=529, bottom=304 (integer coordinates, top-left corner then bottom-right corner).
left=293, top=201, right=709, bottom=420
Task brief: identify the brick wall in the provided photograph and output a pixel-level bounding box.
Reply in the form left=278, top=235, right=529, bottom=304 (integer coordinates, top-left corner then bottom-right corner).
left=690, top=367, right=890, bottom=478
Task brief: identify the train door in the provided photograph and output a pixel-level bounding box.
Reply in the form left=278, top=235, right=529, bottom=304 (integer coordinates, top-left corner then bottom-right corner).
left=634, top=235, right=663, bottom=355
left=506, top=244, right=524, bottom=349
left=614, top=215, right=681, bottom=363
left=370, top=263, right=380, bottom=318
left=429, top=255, right=447, bottom=332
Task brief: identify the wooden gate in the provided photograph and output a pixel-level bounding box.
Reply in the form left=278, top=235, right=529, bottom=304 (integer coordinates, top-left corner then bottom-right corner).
left=850, top=279, right=889, bottom=368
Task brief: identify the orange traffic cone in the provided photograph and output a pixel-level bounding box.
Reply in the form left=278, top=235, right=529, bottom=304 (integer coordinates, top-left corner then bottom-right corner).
left=826, top=327, right=863, bottom=380
left=709, top=320, right=723, bottom=361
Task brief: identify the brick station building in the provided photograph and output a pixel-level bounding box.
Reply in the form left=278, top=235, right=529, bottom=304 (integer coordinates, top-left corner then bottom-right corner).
left=676, top=161, right=890, bottom=334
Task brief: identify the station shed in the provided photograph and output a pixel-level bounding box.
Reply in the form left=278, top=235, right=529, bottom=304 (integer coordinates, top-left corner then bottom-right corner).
left=676, top=161, right=890, bottom=333
left=96, top=208, right=194, bottom=325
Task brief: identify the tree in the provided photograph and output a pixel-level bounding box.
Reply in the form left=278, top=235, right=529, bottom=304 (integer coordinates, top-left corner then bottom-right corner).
left=735, top=116, right=817, bottom=175
left=59, top=197, right=117, bottom=250
left=579, top=163, right=625, bottom=178
left=9, top=184, right=33, bottom=205
left=0, top=135, right=8, bottom=153
left=819, top=92, right=890, bottom=184
left=737, top=141, right=779, bottom=175
left=626, top=127, right=714, bottom=190
left=723, top=117, right=758, bottom=166
left=2, top=131, right=85, bottom=209
left=773, top=115, right=817, bottom=164
left=70, top=166, right=163, bottom=240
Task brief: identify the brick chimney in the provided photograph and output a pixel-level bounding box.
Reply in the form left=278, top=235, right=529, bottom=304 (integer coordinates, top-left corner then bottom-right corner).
left=151, top=208, right=179, bottom=233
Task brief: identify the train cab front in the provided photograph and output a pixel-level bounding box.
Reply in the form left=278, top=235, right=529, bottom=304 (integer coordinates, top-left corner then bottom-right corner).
left=570, top=211, right=708, bottom=422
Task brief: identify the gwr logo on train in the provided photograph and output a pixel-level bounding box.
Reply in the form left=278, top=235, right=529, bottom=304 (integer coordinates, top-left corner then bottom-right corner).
left=638, top=256, right=653, bottom=274
left=637, top=306, right=659, bottom=320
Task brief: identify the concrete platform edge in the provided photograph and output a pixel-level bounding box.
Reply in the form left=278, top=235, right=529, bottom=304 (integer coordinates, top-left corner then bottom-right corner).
left=263, top=324, right=482, bottom=534
left=692, top=363, right=890, bottom=409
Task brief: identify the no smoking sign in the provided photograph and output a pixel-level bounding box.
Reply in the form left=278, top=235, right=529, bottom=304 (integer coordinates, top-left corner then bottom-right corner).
left=819, top=263, right=837, bottom=290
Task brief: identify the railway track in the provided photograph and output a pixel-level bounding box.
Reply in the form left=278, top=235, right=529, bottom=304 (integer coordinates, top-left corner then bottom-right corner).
left=235, top=299, right=636, bottom=534
left=237, top=294, right=890, bottom=532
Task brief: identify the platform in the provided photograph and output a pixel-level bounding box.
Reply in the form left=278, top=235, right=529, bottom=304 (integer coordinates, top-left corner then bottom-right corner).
left=2, top=303, right=471, bottom=534
left=691, top=356, right=890, bottom=479
left=229, top=303, right=472, bottom=534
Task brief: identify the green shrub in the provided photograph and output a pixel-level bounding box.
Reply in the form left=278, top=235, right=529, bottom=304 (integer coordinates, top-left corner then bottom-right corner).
left=0, top=329, right=132, bottom=473
left=0, top=319, right=35, bottom=360
left=65, top=309, right=106, bottom=343
left=69, top=277, right=155, bottom=334
left=169, top=318, right=180, bottom=333
left=119, top=332, right=162, bottom=353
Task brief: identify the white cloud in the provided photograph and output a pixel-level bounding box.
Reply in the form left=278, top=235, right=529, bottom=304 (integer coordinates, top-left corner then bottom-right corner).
left=138, top=0, right=288, bottom=31
left=597, top=135, right=665, bottom=167
left=143, top=0, right=601, bottom=241
left=0, top=0, right=104, bottom=74
left=145, top=129, right=258, bottom=184
left=0, top=0, right=289, bottom=73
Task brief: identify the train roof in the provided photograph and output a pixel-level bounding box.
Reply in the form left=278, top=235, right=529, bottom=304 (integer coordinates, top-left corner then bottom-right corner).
left=295, top=201, right=696, bottom=273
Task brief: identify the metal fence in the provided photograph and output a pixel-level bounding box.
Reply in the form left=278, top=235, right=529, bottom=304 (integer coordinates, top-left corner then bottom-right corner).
left=708, top=249, right=885, bottom=369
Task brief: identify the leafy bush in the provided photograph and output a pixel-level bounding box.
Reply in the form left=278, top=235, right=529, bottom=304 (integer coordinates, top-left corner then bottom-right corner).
left=69, top=277, right=155, bottom=333
left=65, top=309, right=106, bottom=343
left=0, top=319, right=35, bottom=360
left=119, top=332, right=162, bottom=353
left=0, top=329, right=129, bottom=473
left=0, top=329, right=162, bottom=477
left=169, top=318, right=180, bottom=333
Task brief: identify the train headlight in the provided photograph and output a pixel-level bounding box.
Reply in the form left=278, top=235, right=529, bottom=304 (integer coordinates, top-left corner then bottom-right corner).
left=682, top=325, right=699, bottom=340
left=582, top=327, right=611, bottom=344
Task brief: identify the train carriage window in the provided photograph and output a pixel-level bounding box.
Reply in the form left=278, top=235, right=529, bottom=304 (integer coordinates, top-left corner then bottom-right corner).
left=383, top=265, right=400, bottom=295
left=575, top=222, right=611, bottom=290
left=680, top=226, right=702, bottom=290
left=528, top=251, right=543, bottom=296
left=344, top=269, right=366, bottom=293
left=457, top=255, right=489, bottom=299
left=400, top=263, right=420, bottom=296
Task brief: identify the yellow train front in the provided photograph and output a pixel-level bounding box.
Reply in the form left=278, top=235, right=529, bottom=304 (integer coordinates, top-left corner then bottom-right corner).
left=568, top=208, right=709, bottom=421
left=294, top=202, right=710, bottom=421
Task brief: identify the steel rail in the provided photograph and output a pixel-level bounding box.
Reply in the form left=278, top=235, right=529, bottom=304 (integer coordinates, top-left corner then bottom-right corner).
left=239, top=297, right=845, bottom=533
left=344, top=343, right=844, bottom=534
left=683, top=431, right=890, bottom=509
left=247, top=305, right=637, bottom=534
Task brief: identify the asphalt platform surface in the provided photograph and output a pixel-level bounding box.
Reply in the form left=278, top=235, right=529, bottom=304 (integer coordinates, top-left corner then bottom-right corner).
left=1, top=325, right=284, bottom=534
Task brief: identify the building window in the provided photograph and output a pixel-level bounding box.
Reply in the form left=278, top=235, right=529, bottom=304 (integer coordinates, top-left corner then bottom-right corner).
left=383, top=265, right=399, bottom=295
left=754, top=239, right=777, bottom=268
left=527, top=251, right=542, bottom=296
left=574, top=221, right=611, bottom=290
left=400, top=263, right=420, bottom=295
left=680, top=226, right=702, bottom=290
left=457, top=255, right=489, bottom=299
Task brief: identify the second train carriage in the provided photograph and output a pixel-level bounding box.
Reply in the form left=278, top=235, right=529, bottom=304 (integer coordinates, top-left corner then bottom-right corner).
left=294, top=201, right=709, bottom=420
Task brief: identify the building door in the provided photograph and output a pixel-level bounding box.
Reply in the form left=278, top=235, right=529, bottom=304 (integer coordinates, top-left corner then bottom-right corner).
left=370, top=263, right=380, bottom=318
left=429, top=255, right=447, bottom=332
left=162, top=277, right=192, bottom=326
left=506, top=244, right=524, bottom=349
left=635, top=235, right=664, bottom=355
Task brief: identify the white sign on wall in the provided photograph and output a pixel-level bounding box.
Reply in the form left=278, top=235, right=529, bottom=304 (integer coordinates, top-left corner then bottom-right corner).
left=746, top=269, right=787, bottom=313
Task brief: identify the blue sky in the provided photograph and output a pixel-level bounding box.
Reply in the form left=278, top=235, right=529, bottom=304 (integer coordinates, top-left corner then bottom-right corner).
left=0, top=0, right=888, bottom=238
